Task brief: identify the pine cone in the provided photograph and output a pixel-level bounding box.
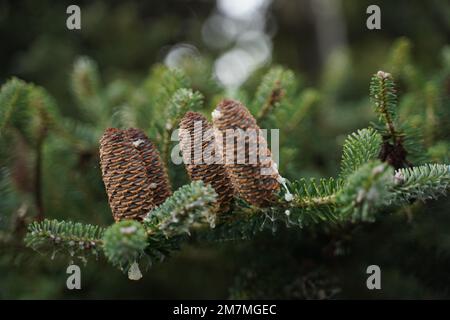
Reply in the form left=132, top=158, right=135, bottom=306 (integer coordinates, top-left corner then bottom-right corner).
left=179, top=111, right=234, bottom=213
left=212, top=99, right=280, bottom=207
left=99, top=128, right=172, bottom=221
left=124, top=128, right=172, bottom=206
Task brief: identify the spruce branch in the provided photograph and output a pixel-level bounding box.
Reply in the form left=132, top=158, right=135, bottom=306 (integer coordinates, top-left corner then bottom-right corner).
left=147, top=66, right=190, bottom=111
left=387, top=37, right=412, bottom=78
left=390, top=164, right=450, bottom=203
left=143, top=181, right=218, bottom=237
left=59, top=118, right=102, bottom=151
left=0, top=79, right=60, bottom=221
left=0, top=78, right=29, bottom=137
left=27, top=85, right=59, bottom=220
left=370, top=70, right=398, bottom=141
left=0, top=78, right=59, bottom=141
left=370, top=71, right=413, bottom=169
left=142, top=181, right=218, bottom=264
left=340, top=128, right=382, bottom=179
left=25, top=219, right=105, bottom=261
left=337, top=161, right=394, bottom=222
left=285, top=88, right=320, bottom=132
left=200, top=178, right=342, bottom=242
left=142, top=65, right=190, bottom=134
left=14, top=59, right=450, bottom=281
left=253, top=66, right=296, bottom=122
left=285, top=177, right=342, bottom=225
left=71, top=56, right=103, bottom=116
left=22, top=162, right=450, bottom=272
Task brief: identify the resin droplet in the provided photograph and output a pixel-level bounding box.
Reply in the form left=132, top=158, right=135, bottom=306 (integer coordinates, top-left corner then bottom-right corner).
left=128, top=261, right=143, bottom=281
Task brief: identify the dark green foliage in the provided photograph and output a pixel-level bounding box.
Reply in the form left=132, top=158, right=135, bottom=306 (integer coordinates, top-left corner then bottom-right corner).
left=71, top=56, right=102, bottom=113
left=18, top=62, right=450, bottom=280
left=391, top=164, right=450, bottom=203
left=144, top=180, right=217, bottom=236
left=1, top=4, right=449, bottom=296
left=252, top=66, right=296, bottom=122
left=162, top=88, right=204, bottom=163
left=337, top=161, right=394, bottom=222
left=286, top=177, right=342, bottom=226
left=370, top=71, right=398, bottom=126
left=340, top=128, right=382, bottom=179
left=0, top=78, right=29, bottom=137
left=24, top=220, right=104, bottom=262
left=0, top=79, right=59, bottom=144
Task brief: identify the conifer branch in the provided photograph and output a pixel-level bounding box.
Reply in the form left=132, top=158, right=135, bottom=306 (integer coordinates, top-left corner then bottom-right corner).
left=15, top=61, right=450, bottom=280
left=71, top=56, right=104, bottom=120
left=144, top=66, right=190, bottom=135
left=370, top=70, right=398, bottom=142
left=285, top=88, right=320, bottom=132
left=143, top=181, right=217, bottom=237
left=25, top=220, right=105, bottom=261
left=24, top=182, right=218, bottom=268
left=340, top=128, right=382, bottom=179
left=0, top=78, right=29, bottom=137
left=337, top=161, right=394, bottom=222
left=1, top=79, right=60, bottom=221
left=254, top=67, right=295, bottom=122
left=390, top=164, right=450, bottom=203
left=370, top=71, right=412, bottom=169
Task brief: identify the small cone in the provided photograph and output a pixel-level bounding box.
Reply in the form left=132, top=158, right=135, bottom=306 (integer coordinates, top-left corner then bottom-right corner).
left=179, top=111, right=234, bottom=213
left=212, top=99, right=280, bottom=207
left=99, top=128, right=172, bottom=221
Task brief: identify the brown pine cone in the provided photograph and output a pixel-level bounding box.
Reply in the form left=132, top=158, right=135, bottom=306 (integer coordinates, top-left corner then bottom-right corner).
left=99, top=128, right=172, bottom=221
left=179, top=111, right=234, bottom=213
left=212, top=99, right=280, bottom=207
left=124, top=128, right=172, bottom=206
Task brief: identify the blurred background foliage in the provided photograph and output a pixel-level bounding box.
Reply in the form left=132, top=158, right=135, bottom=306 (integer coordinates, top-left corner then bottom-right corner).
left=0, top=0, right=449, bottom=298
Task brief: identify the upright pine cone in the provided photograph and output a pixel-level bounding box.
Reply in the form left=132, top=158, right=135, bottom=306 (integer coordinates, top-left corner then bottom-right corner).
left=99, top=128, right=172, bottom=221
left=179, top=111, right=234, bottom=213
left=124, top=128, right=172, bottom=206
left=212, top=99, right=280, bottom=207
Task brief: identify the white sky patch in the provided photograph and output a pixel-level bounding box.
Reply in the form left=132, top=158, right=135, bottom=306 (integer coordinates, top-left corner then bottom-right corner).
left=164, top=43, right=199, bottom=69
left=214, top=48, right=255, bottom=89
left=218, top=0, right=269, bottom=19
